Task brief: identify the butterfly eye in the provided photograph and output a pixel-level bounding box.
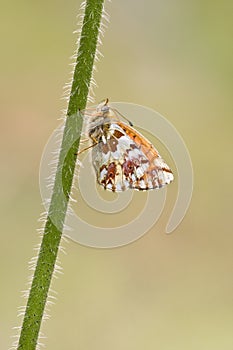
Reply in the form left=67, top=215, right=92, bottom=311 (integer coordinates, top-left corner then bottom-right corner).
left=101, top=105, right=109, bottom=113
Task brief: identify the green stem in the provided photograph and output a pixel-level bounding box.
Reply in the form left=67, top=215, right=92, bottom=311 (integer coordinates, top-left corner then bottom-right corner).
left=17, top=1, right=105, bottom=348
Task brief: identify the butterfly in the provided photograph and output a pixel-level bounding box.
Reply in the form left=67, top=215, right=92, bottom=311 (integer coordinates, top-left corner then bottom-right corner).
left=81, top=99, right=174, bottom=192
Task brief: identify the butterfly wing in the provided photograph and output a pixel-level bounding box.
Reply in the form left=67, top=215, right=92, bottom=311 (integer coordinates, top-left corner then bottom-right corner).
left=91, top=122, right=174, bottom=192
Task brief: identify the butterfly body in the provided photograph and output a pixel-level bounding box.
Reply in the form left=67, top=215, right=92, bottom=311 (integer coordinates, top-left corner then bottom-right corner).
left=83, top=100, right=174, bottom=192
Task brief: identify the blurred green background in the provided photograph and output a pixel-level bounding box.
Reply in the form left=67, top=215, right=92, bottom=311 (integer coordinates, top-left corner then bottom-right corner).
left=1, top=0, right=232, bottom=349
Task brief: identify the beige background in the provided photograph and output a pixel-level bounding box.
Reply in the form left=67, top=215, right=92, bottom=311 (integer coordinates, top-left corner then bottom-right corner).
left=1, top=1, right=232, bottom=349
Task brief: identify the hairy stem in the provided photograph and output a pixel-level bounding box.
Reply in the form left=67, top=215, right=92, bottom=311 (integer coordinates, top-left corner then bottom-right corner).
left=17, top=0, right=105, bottom=348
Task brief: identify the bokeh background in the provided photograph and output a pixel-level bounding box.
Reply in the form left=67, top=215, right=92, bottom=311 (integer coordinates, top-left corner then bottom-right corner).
left=1, top=0, right=232, bottom=349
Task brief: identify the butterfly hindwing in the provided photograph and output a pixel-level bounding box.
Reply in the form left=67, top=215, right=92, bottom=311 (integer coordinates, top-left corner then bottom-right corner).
left=91, top=122, right=174, bottom=192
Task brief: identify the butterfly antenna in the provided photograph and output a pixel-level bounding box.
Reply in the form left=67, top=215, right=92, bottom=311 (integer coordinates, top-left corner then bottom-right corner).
left=112, top=108, right=133, bottom=126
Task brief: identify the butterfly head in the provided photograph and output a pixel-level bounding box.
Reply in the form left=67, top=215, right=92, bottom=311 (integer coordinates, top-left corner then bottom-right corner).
left=87, top=99, right=113, bottom=140
left=96, top=98, right=110, bottom=115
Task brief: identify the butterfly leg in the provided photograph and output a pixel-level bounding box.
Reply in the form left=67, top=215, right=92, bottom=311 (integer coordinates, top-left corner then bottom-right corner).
left=75, top=140, right=98, bottom=156
left=80, top=138, right=89, bottom=144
